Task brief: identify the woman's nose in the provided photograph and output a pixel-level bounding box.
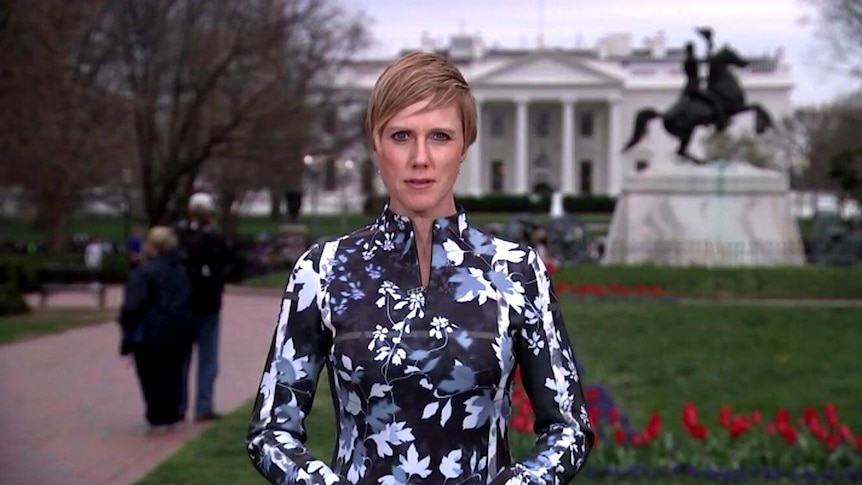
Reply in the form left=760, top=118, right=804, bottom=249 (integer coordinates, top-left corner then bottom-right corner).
left=412, top=139, right=430, bottom=167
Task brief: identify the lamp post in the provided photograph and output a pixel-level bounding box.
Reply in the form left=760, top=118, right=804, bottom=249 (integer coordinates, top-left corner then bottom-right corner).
left=121, top=167, right=133, bottom=241
left=303, top=155, right=320, bottom=237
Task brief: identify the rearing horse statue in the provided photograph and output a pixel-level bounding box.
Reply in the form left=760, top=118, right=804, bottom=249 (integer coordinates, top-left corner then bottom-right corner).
left=622, top=45, right=775, bottom=164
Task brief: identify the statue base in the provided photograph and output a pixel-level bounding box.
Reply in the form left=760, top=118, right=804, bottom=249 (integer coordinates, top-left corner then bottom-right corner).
left=603, top=160, right=805, bottom=267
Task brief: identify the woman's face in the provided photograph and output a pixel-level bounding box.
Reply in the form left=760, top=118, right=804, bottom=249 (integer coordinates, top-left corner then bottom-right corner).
left=374, top=98, right=465, bottom=220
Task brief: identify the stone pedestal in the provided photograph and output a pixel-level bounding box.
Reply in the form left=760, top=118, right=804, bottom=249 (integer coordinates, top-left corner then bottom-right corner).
left=603, top=161, right=805, bottom=266
left=550, top=191, right=565, bottom=218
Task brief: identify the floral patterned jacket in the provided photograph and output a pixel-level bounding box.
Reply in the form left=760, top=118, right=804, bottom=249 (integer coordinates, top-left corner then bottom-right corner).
left=247, top=206, right=594, bottom=485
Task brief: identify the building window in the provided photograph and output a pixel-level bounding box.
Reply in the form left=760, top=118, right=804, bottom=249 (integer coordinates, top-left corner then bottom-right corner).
left=535, top=110, right=550, bottom=137
left=580, top=111, right=594, bottom=137
left=491, top=160, right=505, bottom=193
left=580, top=159, right=593, bottom=194
left=635, top=159, right=650, bottom=172
left=490, top=111, right=504, bottom=138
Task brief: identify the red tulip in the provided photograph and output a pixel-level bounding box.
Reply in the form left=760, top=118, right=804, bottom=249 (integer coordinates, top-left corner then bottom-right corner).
left=809, top=421, right=829, bottom=443
left=775, top=408, right=791, bottom=426
left=687, top=423, right=708, bottom=441
left=855, top=435, right=862, bottom=452
left=718, top=405, right=732, bottom=428
left=614, top=428, right=626, bottom=445
left=512, top=388, right=527, bottom=405
left=631, top=434, right=644, bottom=447
left=683, top=402, right=699, bottom=427
left=728, top=415, right=751, bottom=439
left=646, top=413, right=662, bottom=441
left=588, top=407, right=599, bottom=427
left=779, top=426, right=797, bottom=446
left=766, top=422, right=776, bottom=435
left=803, top=406, right=819, bottom=427
left=608, top=407, right=620, bottom=425
left=751, top=410, right=762, bottom=425
left=512, top=415, right=529, bottom=433
left=824, top=403, right=840, bottom=429
left=585, top=387, right=600, bottom=403
left=840, top=425, right=854, bottom=441
left=826, top=434, right=841, bottom=452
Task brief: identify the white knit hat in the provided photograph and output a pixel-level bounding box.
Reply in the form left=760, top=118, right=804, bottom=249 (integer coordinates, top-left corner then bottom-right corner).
left=188, top=192, right=215, bottom=213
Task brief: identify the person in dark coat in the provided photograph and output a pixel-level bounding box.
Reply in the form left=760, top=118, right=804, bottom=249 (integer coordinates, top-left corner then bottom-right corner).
left=175, top=192, right=230, bottom=421
left=119, top=226, right=194, bottom=429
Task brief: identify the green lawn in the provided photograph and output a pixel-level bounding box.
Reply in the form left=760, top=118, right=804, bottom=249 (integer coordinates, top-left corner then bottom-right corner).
left=136, top=302, right=862, bottom=484
left=0, top=308, right=116, bottom=345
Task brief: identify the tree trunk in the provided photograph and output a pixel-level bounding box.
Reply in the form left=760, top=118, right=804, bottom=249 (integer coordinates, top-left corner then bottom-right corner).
left=219, top=189, right=239, bottom=240
left=34, top=194, right=71, bottom=250
left=268, top=183, right=282, bottom=219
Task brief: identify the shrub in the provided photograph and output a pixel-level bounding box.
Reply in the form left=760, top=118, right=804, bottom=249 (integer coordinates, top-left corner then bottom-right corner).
left=0, top=264, right=29, bottom=317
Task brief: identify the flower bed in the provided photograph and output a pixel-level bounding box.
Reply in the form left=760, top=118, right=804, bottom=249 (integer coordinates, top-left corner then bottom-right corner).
left=510, top=372, right=862, bottom=481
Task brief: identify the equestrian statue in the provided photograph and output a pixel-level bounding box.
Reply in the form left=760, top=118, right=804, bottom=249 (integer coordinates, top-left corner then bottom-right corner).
left=622, top=27, right=775, bottom=164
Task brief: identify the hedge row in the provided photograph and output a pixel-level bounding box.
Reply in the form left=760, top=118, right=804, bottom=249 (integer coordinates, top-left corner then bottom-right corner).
left=453, top=195, right=617, bottom=213
left=0, top=253, right=129, bottom=293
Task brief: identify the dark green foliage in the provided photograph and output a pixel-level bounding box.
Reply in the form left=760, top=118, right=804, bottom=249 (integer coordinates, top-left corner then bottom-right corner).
left=0, top=253, right=129, bottom=292
left=454, top=195, right=617, bottom=214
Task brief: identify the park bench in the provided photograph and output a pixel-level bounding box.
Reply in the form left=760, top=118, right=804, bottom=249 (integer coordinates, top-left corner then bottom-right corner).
left=37, top=264, right=106, bottom=309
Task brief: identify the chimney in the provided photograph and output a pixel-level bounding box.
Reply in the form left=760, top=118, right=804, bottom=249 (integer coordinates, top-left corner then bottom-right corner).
left=650, top=30, right=667, bottom=58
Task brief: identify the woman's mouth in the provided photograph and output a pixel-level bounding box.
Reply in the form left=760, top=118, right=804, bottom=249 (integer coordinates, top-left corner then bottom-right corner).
left=405, top=179, right=434, bottom=189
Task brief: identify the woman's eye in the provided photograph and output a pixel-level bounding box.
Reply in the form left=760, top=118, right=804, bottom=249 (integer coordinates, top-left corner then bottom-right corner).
left=431, top=132, right=452, bottom=141
left=391, top=131, right=409, bottom=142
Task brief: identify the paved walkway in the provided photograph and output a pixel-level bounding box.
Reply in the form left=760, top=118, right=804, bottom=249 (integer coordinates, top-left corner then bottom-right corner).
left=0, top=285, right=284, bottom=485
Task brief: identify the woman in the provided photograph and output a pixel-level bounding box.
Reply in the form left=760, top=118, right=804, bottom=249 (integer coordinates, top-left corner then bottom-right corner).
left=119, top=226, right=194, bottom=429
left=247, top=51, right=594, bottom=484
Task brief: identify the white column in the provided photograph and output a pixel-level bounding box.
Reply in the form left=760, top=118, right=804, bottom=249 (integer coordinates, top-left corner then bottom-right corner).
left=560, top=97, right=576, bottom=194
left=607, top=98, right=622, bottom=195
left=514, top=97, right=529, bottom=194
left=467, top=99, right=483, bottom=196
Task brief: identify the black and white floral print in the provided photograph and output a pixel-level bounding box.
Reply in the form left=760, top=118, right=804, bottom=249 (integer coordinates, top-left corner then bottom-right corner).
left=247, top=206, right=594, bottom=485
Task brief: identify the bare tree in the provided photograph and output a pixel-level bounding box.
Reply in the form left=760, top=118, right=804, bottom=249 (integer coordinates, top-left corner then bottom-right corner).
left=810, top=0, right=862, bottom=79
left=86, top=0, right=370, bottom=225
left=0, top=0, right=129, bottom=247
left=766, top=101, right=862, bottom=213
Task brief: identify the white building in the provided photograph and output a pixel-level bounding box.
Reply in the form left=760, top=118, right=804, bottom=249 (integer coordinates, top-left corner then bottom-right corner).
left=336, top=31, right=793, bottom=198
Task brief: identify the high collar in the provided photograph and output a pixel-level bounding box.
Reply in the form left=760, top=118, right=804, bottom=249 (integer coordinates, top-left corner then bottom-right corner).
left=374, top=203, right=470, bottom=243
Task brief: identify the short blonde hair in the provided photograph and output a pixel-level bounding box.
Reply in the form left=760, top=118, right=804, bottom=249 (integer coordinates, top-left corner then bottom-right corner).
left=146, top=226, right=178, bottom=254
left=365, top=51, right=477, bottom=153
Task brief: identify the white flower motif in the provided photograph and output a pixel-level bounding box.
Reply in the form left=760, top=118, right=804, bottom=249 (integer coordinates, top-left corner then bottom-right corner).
left=524, top=330, right=546, bottom=356
left=390, top=348, right=407, bottom=366
left=429, top=316, right=455, bottom=340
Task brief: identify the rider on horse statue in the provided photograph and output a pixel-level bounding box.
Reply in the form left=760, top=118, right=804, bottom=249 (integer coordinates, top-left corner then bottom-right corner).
left=683, top=27, right=729, bottom=131
left=622, top=27, right=775, bottom=164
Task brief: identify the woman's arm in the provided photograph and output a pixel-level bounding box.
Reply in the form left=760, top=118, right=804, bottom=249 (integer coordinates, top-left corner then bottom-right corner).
left=493, top=249, right=594, bottom=484
left=246, top=244, right=344, bottom=484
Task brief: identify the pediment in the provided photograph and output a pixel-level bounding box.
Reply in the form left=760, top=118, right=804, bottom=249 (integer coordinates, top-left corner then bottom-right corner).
left=470, top=53, right=624, bottom=87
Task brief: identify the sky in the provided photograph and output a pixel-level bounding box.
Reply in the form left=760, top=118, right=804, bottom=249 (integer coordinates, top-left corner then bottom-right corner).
left=341, top=0, right=859, bottom=106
